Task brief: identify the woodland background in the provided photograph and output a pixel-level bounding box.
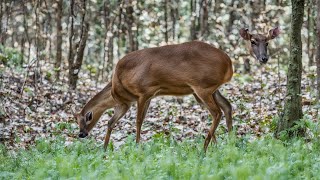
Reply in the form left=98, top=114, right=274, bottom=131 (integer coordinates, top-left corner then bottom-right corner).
left=0, top=0, right=319, bottom=149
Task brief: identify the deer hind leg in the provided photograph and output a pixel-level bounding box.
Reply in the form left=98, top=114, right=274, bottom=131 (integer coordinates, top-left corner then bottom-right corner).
left=213, top=90, right=232, bottom=132
left=104, top=103, right=130, bottom=150
left=136, top=97, right=151, bottom=143
left=194, top=87, right=222, bottom=152
left=197, top=90, right=232, bottom=133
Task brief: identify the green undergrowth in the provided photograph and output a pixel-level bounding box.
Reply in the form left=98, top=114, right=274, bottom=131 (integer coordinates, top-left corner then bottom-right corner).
left=1, top=134, right=320, bottom=180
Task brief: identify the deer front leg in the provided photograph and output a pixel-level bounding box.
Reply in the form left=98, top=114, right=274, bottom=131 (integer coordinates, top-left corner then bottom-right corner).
left=104, top=103, right=130, bottom=150
left=136, top=97, right=151, bottom=143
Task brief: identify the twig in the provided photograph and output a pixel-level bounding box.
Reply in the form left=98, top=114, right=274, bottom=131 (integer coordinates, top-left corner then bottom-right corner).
left=20, top=59, right=36, bottom=98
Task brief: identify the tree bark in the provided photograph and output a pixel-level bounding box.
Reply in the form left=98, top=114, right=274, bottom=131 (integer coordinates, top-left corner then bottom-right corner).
left=317, top=0, right=320, bottom=100
left=199, top=0, right=208, bottom=37
left=164, top=0, right=169, bottom=43
left=227, top=0, right=236, bottom=34
left=190, top=0, right=197, bottom=40
left=0, top=1, right=3, bottom=44
left=307, top=0, right=312, bottom=66
left=55, top=0, right=63, bottom=80
left=276, top=0, right=304, bottom=137
left=214, top=0, right=221, bottom=14
left=125, top=0, right=136, bottom=51
left=68, top=0, right=90, bottom=90
left=170, top=0, right=178, bottom=40
left=117, top=0, right=123, bottom=59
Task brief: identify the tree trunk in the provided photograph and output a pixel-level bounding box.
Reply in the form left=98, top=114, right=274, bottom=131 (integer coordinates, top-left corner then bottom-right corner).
left=227, top=0, right=236, bottom=34
left=317, top=0, right=320, bottom=100
left=199, top=0, right=208, bottom=37
left=164, top=0, right=169, bottom=43
left=307, top=0, right=312, bottom=66
left=276, top=0, right=304, bottom=138
left=55, top=0, right=63, bottom=80
left=0, top=1, right=3, bottom=44
left=170, top=0, right=178, bottom=40
left=214, top=0, right=221, bottom=14
left=68, top=0, right=90, bottom=90
left=117, top=0, right=123, bottom=59
left=190, top=0, right=197, bottom=40
left=125, top=0, right=136, bottom=51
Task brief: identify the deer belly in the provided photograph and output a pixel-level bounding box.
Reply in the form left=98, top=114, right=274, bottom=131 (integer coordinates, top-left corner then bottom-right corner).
left=155, top=85, right=193, bottom=96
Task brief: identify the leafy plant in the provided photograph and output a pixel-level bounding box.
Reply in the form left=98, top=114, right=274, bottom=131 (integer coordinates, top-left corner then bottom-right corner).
left=0, top=45, right=23, bottom=68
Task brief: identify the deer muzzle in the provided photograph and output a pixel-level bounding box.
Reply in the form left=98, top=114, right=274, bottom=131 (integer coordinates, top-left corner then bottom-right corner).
left=78, top=131, right=88, bottom=138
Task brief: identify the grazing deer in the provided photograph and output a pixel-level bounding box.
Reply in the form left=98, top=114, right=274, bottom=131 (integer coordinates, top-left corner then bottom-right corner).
left=76, top=27, right=279, bottom=152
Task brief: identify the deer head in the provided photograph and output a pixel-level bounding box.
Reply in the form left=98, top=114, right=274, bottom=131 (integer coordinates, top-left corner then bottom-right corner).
left=76, top=111, right=93, bottom=138
left=240, top=27, right=280, bottom=64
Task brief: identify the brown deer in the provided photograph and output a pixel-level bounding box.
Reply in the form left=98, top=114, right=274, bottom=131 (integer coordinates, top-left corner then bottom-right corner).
left=76, top=28, right=279, bottom=152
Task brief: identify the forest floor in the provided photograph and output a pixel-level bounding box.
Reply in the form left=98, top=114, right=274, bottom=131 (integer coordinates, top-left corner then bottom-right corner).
left=0, top=60, right=319, bottom=150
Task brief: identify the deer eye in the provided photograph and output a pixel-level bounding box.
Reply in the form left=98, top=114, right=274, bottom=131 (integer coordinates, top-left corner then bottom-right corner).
left=251, top=40, right=256, bottom=45
left=266, top=42, right=269, bottom=46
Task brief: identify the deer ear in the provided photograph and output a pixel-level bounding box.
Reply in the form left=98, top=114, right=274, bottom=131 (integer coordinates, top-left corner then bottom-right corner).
left=239, top=28, right=251, bottom=40
left=268, top=27, right=280, bottom=39
left=85, top=111, right=93, bottom=122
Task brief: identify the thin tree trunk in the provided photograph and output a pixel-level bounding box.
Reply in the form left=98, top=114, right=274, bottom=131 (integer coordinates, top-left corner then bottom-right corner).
left=170, top=0, right=178, bottom=41
left=102, top=1, right=110, bottom=81
left=164, top=0, right=168, bottom=43
left=200, top=0, right=208, bottom=37
left=68, top=0, right=76, bottom=89
left=317, top=0, right=320, bottom=100
left=35, top=0, right=41, bottom=87
left=55, top=0, right=63, bottom=80
left=276, top=0, right=304, bottom=137
left=20, top=37, right=25, bottom=66
left=214, top=0, right=221, bottom=14
left=125, top=0, right=136, bottom=51
left=0, top=1, right=3, bottom=44
left=190, top=0, right=197, bottom=40
left=23, top=3, right=31, bottom=64
left=227, top=0, right=236, bottom=34
left=68, top=0, right=90, bottom=90
left=307, top=0, right=313, bottom=66
left=2, top=0, right=11, bottom=45
left=117, top=0, right=123, bottom=59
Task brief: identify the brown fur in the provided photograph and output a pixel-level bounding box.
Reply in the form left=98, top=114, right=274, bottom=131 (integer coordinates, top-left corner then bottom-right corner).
left=77, top=41, right=233, bottom=152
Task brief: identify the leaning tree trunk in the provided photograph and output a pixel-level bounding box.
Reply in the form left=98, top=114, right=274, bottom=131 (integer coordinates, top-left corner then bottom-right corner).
left=317, top=0, right=320, bottom=100
left=276, top=0, right=304, bottom=137
left=68, top=0, right=90, bottom=90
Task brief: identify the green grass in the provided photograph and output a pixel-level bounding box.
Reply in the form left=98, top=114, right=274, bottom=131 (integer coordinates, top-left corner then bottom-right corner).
left=1, top=134, right=320, bottom=180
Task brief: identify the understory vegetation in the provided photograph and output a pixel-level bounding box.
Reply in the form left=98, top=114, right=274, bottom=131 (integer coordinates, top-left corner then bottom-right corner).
left=1, top=131, right=320, bottom=179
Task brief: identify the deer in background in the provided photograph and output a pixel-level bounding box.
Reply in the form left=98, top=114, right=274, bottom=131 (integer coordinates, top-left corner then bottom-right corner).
left=76, top=27, right=279, bottom=152
left=240, top=27, right=280, bottom=63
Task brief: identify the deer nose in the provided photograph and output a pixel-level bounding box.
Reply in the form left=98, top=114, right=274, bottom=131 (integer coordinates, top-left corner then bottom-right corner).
left=262, top=56, right=268, bottom=63
left=79, top=132, right=88, bottom=138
